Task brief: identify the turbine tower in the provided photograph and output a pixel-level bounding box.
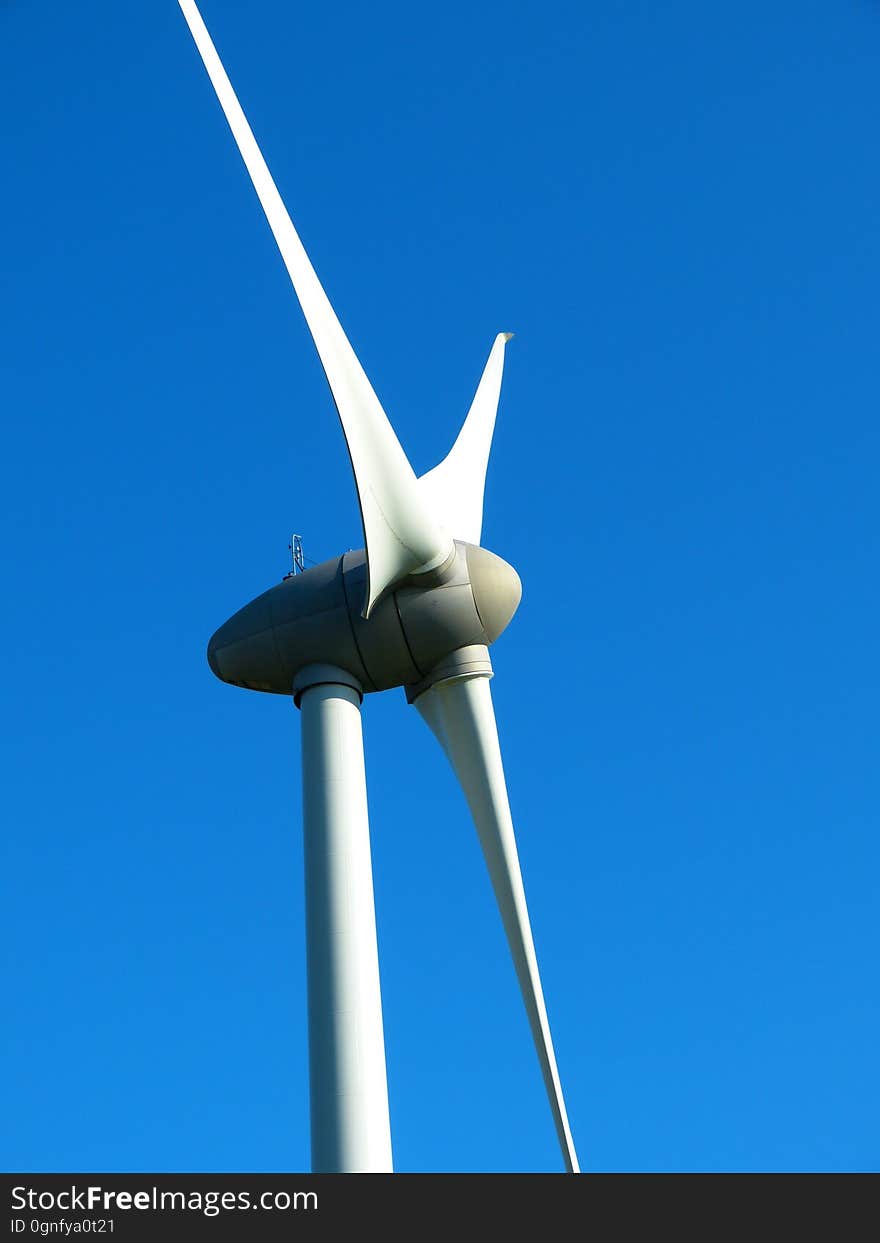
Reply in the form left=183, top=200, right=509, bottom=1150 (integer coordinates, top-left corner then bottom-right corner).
left=178, top=0, right=579, bottom=1174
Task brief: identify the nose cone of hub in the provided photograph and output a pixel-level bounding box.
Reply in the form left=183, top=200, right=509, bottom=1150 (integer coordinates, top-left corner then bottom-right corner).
left=465, top=544, right=522, bottom=643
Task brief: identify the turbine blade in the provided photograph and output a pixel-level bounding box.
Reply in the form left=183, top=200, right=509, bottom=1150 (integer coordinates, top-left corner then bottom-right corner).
left=418, top=333, right=512, bottom=546
left=178, top=0, right=451, bottom=615
left=414, top=673, right=579, bottom=1172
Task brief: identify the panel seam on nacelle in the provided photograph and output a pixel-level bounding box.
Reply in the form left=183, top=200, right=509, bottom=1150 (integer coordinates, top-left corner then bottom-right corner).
left=467, top=576, right=488, bottom=643
left=341, top=555, right=378, bottom=693
left=392, top=590, right=426, bottom=680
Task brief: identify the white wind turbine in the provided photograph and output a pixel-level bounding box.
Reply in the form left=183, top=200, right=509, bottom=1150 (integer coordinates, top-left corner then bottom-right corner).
left=178, top=0, right=578, bottom=1173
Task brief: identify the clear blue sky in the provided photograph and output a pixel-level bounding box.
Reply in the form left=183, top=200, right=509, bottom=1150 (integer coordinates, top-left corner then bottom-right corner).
left=2, top=0, right=878, bottom=1173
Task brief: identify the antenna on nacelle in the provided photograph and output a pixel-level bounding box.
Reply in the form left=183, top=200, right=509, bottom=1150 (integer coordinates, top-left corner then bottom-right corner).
left=285, top=533, right=305, bottom=579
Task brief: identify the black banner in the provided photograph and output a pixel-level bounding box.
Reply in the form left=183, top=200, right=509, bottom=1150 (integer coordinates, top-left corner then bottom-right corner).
left=1, top=1173, right=873, bottom=1240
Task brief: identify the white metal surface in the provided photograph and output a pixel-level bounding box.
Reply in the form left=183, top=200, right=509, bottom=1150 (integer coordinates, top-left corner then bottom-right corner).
left=299, top=676, right=393, bottom=1172
left=419, top=333, right=511, bottom=546
left=416, top=674, right=580, bottom=1172
left=178, top=0, right=451, bottom=616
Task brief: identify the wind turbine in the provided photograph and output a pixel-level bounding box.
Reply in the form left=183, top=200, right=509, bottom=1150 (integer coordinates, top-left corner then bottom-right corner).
left=178, top=0, right=578, bottom=1174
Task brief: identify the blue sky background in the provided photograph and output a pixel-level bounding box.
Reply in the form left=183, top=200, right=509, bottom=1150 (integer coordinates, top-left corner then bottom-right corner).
left=2, top=0, right=878, bottom=1172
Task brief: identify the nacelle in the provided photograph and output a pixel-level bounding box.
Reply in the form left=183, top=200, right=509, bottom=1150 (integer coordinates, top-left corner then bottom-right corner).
left=207, top=541, right=521, bottom=696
